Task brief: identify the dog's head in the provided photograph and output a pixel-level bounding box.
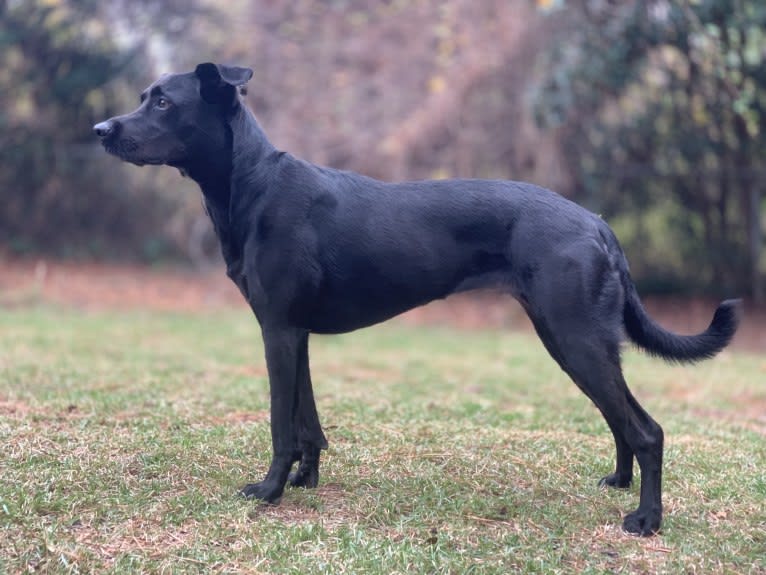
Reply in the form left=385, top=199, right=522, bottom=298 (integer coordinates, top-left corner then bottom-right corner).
left=94, top=63, right=253, bottom=168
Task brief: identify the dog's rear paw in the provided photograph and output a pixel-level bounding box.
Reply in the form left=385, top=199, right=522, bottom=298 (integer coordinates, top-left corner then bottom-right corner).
left=239, top=481, right=284, bottom=503
left=598, top=472, right=632, bottom=489
left=622, top=508, right=661, bottom=536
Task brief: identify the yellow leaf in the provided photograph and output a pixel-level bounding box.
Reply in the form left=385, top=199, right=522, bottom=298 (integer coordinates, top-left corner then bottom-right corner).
left=536, top=0, right=562, bottom=11
left=429, top=75, right=446, bottom=94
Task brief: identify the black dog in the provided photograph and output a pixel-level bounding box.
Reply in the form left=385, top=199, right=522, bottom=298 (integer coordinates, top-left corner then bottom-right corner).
left=94, top=63, right=740, bottom=536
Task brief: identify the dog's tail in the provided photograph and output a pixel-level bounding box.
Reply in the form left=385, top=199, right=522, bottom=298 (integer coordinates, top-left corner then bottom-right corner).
left=623, top=289, right=741, bottom=363
left=605, top=229, right=742, bottom=363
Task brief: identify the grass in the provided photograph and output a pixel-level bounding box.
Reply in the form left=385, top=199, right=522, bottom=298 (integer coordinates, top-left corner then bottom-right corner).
left=0, top=305, right=764, bottom=573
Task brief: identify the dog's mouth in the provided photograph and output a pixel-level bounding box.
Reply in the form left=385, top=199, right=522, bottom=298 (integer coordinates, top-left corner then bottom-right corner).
left=102, top=138, right=165, bottom=166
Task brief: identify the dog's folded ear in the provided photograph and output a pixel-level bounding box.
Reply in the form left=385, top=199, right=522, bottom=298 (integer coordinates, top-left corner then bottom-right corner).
left=196, top=63, right=253, bottom=87
left=195, top=63, right=253, bottom=107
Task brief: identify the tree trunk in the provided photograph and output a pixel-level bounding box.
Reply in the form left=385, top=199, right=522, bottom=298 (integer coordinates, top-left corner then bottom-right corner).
left=748, top=185, right=764, bottom=304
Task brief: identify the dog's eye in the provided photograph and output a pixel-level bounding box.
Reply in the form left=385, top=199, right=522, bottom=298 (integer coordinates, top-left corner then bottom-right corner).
left=156, top=97, right=170, bottom=110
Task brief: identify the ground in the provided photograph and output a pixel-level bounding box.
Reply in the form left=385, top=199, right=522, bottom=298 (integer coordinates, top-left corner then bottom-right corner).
left=0, top=258, right=763, bottom=352
left=1, top=257, right=764, bottom=572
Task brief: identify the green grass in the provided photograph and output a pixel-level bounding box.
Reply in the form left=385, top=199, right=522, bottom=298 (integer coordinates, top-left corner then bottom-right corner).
left=1, top=306, right=764, bottom=573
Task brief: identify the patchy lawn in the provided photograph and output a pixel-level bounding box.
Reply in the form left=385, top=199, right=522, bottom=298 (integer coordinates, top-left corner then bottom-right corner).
left=1, top=305, right=764, bottom=573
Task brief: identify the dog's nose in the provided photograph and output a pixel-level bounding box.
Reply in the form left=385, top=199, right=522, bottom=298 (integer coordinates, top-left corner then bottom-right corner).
left=93, top=120, right=115, bottom=138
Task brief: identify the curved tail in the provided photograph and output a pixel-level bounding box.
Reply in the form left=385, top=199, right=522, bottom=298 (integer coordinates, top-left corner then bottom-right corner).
left=621, top=274, right=741, bottom=363
left=623, top=290, right=741, bottom=362
left=598, top=222, right=742, bottom=363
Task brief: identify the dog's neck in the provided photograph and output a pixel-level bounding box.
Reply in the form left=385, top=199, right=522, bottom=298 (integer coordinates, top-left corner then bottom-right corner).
left=230, top=106, right=277, bottom=192
left=183, top=105, right=277, bottom=274
left=184, top=106, right=276, bottom=204
left=182, top=150, right=231, bottom=201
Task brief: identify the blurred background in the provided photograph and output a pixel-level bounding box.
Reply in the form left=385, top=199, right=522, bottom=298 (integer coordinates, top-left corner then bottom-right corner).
left=0, top=0, right=764, bottom=303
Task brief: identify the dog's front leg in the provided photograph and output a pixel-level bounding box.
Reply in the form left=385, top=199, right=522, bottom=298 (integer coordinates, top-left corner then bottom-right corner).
left=240, top=326, right=304, bottom=503
left=288, top=333, right=328, bottom=488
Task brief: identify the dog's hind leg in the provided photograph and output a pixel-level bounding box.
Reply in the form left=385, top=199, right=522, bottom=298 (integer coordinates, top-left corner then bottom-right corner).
left=587, top=367, right=664, bottom=536
left=574, top=347, right=663, bottom=536
left=554, top=343, right=637, bottom=490
left=535, top=316, right=663, bottom=535
left=569, top=338, right=635, bottom=490
left=288, top=334, right=328, bottom=489
left=598, top=415, right=634, bottom=489
left=535, top=320, right=635, bottom=489
left=526, top=249, right=663, bottom=535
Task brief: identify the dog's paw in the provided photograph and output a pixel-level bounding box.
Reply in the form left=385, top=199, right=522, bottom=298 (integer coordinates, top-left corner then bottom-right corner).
left=622, top=508, right=661, bottom=537
left=598, top=472, right=632, bottom=489
left=239, top=481, right=284, bottom=503
left=287, top=466, right=319, bottom=488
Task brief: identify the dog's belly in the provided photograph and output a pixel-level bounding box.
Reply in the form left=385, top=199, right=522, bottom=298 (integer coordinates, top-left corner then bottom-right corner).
left=305, top=289, right=445, bottom=334
left=306, top=299, right=431, bottom=334
left=303, top=264, right=515, bottom=334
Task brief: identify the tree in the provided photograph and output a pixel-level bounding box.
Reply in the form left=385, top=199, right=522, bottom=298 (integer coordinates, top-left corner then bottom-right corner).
left=0, top=0, right=212, bottom=258
left=535, top=0, right=765, bottom=300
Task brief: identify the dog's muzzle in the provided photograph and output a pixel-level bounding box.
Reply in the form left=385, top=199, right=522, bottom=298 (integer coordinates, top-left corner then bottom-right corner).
left=93, top=119, right=144, bottom=163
